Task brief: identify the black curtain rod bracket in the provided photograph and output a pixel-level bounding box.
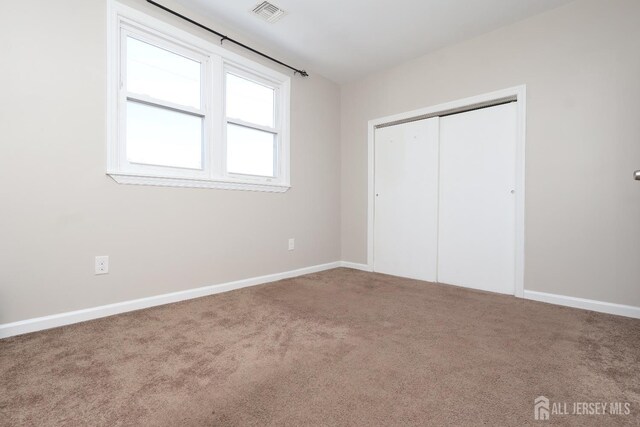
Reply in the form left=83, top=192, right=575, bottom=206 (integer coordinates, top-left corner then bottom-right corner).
left=146, top=0, right=309, bottom=77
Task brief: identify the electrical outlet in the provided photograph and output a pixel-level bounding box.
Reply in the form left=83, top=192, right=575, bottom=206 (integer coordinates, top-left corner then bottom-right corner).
left=95, top=256, right=109, bottom=275
left=288, top=238, right=295, bottom=251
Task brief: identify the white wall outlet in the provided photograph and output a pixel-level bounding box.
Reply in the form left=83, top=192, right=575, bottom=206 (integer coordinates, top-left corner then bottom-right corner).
left=95, top=256, right=109, bottom=275
left=288, top=238, right=295, bottom=251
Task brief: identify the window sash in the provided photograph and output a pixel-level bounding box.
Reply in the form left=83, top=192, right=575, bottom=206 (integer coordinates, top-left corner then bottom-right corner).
left=223, top=66, right=281, bottom=131
left=119, top=26, right=210, bottom=178
left=125, top=99, right=205, bottom=170
left=224, top=122, right=279, bottom=179
left=121, top=29, right=207, bottom=113
left=223, top=66, right=282, bottom=180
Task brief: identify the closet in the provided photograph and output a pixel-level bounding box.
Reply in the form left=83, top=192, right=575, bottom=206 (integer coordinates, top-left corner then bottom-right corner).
left=373, top=102, right=517, bottom=295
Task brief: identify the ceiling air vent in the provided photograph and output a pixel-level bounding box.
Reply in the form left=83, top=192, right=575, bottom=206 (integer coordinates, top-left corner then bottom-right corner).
left=252, top=1, right=286, bottom=23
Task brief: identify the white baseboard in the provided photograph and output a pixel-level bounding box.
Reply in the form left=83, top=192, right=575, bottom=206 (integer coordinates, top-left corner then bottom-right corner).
left=0, top=261, right=341, bottom=339
left=4, top=264, right=638, bottom=339
left=339, top=261, right=373, bottom=272
left=338, top=263, right=639, bottom=319
left=524, top=290, right=640, bottom=319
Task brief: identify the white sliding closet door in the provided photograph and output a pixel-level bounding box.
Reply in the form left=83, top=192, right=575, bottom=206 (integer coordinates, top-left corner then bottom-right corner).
left=374, top=117, right=439, bottom=281
left=437, top=102, right=517, bottom=294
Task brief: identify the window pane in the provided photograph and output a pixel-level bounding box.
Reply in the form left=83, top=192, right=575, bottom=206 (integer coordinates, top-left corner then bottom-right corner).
left=226, top=73, right=275, bottom=127
left=226, top=124, right=276, bottom=177
left=126, top=101, right=202, bottom=169
left=126, top=37, right=201, bottom=109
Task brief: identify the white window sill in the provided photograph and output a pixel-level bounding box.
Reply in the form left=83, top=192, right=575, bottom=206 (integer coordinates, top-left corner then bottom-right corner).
left=107, top=172, right=290, bottom=193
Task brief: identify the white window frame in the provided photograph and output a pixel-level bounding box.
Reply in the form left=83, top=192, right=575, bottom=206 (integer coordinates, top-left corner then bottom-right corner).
left=107, top=1, right=291, bottom=192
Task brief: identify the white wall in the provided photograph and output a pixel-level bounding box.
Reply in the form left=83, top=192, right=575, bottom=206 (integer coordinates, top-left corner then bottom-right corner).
left=0, top=0, right=341, bottom=323
left=341, top=0, right=640, bottom=307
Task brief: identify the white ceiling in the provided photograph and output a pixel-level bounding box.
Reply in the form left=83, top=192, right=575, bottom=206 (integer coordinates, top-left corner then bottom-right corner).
left=175, top=0, right=573, bottom=83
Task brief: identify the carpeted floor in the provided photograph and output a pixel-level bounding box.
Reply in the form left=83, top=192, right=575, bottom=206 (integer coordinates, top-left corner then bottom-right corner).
left=1, top=268, right=639, bottom=426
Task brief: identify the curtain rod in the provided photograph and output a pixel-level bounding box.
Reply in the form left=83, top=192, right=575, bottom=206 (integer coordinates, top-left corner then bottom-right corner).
left=146, top=0, right=309, bottom=77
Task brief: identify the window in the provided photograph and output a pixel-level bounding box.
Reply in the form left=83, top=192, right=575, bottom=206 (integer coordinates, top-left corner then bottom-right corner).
left=225, top=71, right=278, bottom=177
left=107, top=2, right=291, bottom=192
left=124, top=35, right=205, bottom=172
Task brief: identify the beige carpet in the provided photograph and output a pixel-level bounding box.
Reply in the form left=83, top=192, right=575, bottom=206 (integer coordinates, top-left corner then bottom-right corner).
left=1, top=268, right=639, bottom=426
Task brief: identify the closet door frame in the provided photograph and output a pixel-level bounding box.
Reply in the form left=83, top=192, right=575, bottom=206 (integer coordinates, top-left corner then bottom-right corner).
left=366, top=85, right=526, bottom=297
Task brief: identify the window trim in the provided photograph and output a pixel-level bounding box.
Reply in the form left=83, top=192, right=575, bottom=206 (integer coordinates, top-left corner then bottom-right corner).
left=106, top=1, right=291, bottom=192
